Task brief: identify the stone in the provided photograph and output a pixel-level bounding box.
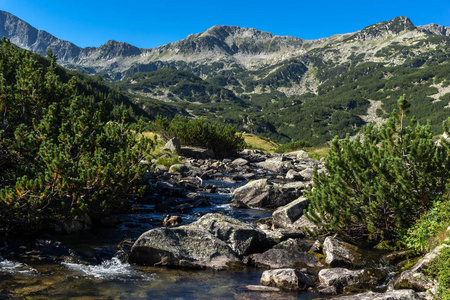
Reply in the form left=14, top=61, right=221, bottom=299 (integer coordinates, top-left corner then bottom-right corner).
left=285, top=169, right=302, bottom=181
left=394, top=244, right=449, bottom=292
left=180, top=146, right=215, bottom=159
left=334, top=289, right=422, bottom=300
left=250, top=248, right=323, bottom=269
left=318, top=268, right=364, bottom=290
left=292, top=215, right=320, bottom=234
left=231, top=158, right=249, bottom=166
left=162, top=215, right=182, bottom=227
left=260, top=268, right=313, bottom=291
left=299, top=168, right=314, bottom=181
left=245, top=285, right=281, bottom=292
left=323, top=236, right=355, bottom=267
left=255, top=156, right=294, bottom=173
left=163, top=138, right=181, bottom=154
left=129, top=226, right=241, bottom=270
left=232, top=179, right=304, bottom=209
left=272, top=197, right=310, bottom=230
left=190, top=213, right=269, bottom=256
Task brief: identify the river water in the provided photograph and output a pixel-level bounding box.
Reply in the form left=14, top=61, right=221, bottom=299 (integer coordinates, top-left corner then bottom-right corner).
left=0, top=179, right=326, bottom=299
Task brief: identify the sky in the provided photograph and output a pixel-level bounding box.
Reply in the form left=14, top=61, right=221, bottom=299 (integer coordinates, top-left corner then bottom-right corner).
left=1, top=0, right=449, bottom=49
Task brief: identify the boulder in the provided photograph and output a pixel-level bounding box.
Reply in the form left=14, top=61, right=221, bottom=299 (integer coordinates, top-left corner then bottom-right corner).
left=162, top=215, right=182, bottom=227
left=190, top=213, right=270, bottom=256
left=334, top=289, right=421, bottom=300
left=232, top=179, right=304, bottom=209
left=255, top=156, right=292, bottom=173
left=292, top=215, right=320, bottom=234
left=299, top=168, right=314, bottom=181
left=318, top=268, right=364, bottom=290
left=231, top=158, right=249, bottom=166
left=285, top=169, right=302, bottom=181
left=129, top=226, right=241, bottom=270
left=272, top=197, right=310, bottom=230
left=394, top=244, right=449, bottom=292
left=323, top=236, right=356, bottom=267
left=260, top=268, right=314, bottom=291
left=163, top=138, right=181, bottom=154
left=250, top=248, right=323, bottom=269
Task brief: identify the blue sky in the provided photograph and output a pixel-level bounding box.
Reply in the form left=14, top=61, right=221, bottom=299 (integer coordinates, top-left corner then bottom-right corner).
left=1, top=0, right=449, bottom=49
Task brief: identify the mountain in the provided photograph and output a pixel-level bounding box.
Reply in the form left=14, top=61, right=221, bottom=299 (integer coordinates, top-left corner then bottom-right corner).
left=1, top=10, right=450, bottom=145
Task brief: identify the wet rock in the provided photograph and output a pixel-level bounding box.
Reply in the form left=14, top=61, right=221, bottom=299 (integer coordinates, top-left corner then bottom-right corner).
left=260, top=268, right=314, bottom=291
left=272, top=197, right=310, bottom=230
left=250, top=248, right=323, bottom=269
left=129, top=226, right=241, bottom=270
left=323, top=236, right=355, bottom=267
left=318, top=268, right=364, bottom=290
left=394, top=244, right=449, bottom=292
left=163, top=138, right=181, bottom=154
left=162, top=215, right=182, bottom=227
left=232, top=179, right=304, bottom=209
left=334, top=289, right=422, bottom=299
left=190, top=213, right=270, bottom=256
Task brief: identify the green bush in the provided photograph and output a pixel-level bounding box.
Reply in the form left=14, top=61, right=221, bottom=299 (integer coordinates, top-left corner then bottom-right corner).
left=406, top=189, right=450, bottom=252
left=425, top=246, right=450, bottom=299
left=151, top=115, right=245, bottom=158
left=275, top=140, right=312, bottom=153
left=0, top=40, right=153, bottom=230
left=307, top=95, right=450, bottom=245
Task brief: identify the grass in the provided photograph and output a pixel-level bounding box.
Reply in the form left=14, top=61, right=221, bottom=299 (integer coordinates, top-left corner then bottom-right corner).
left=308, top=146, right=329, bottom=160
left=242, top=133, right=279, bottom=152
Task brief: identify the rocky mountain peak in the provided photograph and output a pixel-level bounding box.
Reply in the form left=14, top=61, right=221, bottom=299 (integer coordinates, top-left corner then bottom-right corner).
left=418, top=23, right=450, bottom=36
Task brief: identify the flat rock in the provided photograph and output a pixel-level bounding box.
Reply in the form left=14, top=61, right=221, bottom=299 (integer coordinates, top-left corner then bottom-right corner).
left=318, top=268, right=364, bottom=289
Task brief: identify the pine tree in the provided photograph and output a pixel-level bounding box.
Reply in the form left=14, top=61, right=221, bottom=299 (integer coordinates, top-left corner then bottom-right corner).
left=307, top=95, right=450, bottom=244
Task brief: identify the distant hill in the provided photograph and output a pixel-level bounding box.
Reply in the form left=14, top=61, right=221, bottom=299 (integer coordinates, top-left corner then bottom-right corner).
left=2, top=10, right=450, bottom=145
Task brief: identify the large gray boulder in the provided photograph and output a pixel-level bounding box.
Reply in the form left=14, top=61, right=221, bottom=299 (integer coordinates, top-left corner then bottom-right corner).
left=260, top=268, right=314, bottom=291
left=190, top=213, right=270, bottom=256
left=232, top=179, right=305, bottom=209
left=272, top=197, right=310, bottom=230
left=250, top=248, right=323, bottom=269
left=129, top=226, right=241, bottom=270
left=394, top=244, right=449, bottom=292
left=333, top=289, right=421, bottom=300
